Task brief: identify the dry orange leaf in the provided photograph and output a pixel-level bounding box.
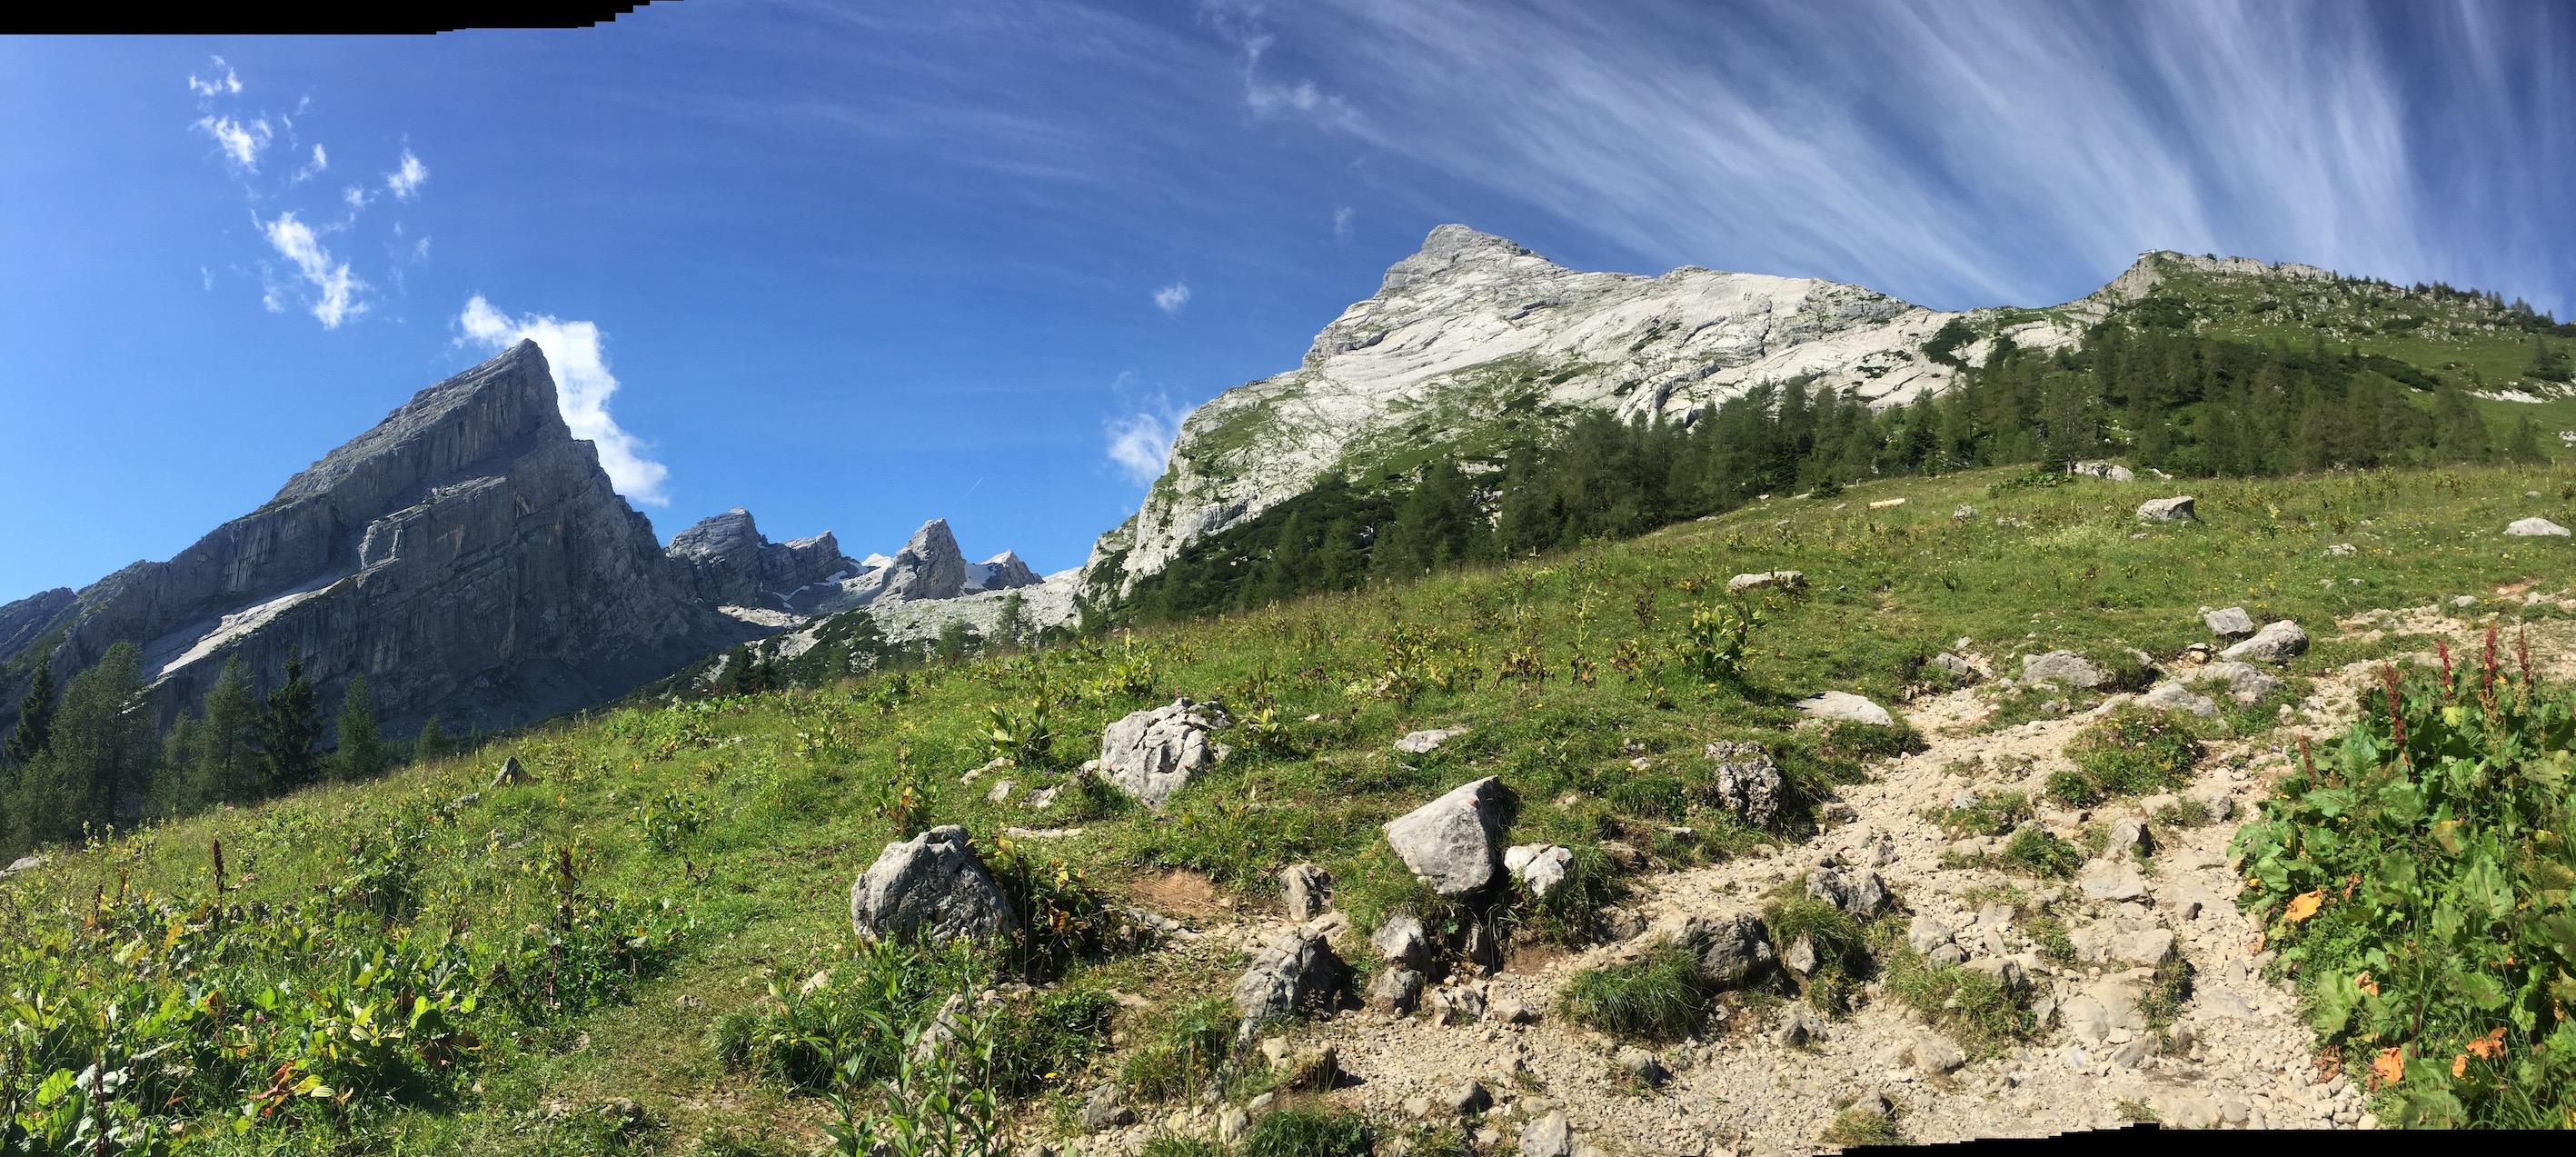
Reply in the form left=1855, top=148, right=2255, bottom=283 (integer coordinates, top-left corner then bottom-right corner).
left=2284, top=889, right=2326, bottom=923
left=2355, top=971, right=2380, bottom=996
left=2371, top=1047, right=2406, bottom=1088
left=2468, top=1027, right=2508, bottom=1061
left=2452, top=1053, right=2469, bottom=1078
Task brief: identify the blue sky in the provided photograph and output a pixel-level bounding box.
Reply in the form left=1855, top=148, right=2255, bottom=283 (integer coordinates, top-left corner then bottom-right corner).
left=2, top=1, right=2568, bottom=601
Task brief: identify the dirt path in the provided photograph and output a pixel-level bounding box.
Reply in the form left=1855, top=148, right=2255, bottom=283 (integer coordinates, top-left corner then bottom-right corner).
left=1078, top=599, right=2570, bottom=1154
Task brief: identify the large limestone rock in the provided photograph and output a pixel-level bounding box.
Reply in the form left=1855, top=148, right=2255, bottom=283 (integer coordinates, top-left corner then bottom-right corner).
left=1794, top=691, right=1892, bottom=726
left=2136, top=496, right=2197, bottom=522
left=1701, top=740, right=1783, bottom=827
left=2195, top=661, right=2286, bottom=703
left=2507, top=517, right=2571, bottom=537
left=1233, top=923, right=1344, bottom=1023
left=2220, top=620, right=2308, bottom=665
left=850, top=825, right=1019, bottom=943
left=2019, top=650, right=2109, bottom=689
left=0, top=342, right=745, bottom=742
left=1384, top=776, right=1507, bottom=895
left=1682, top=913, right=1775, bottom=987
left=2202, top=606, right=2256, bottom=637
left=1097, top=698, right=1229, bottom=810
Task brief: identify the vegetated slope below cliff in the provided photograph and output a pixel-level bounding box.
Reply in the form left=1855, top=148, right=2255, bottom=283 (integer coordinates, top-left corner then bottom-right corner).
left=6, top=460, right=2573, bottom=1150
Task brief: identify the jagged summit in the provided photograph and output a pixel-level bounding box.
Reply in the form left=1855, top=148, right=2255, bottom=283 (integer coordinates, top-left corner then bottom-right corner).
left=1378, top=224, right=1548, bottom=294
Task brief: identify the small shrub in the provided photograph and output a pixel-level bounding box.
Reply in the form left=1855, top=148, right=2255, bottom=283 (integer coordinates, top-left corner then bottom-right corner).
left=1141, top=1134, right=1226, bottom=1157
left=1510, top=843, right=1624, bottom=944
left=1606, top=773, right=1691, bottom=822
left=1818, top=1105, right=1904, bottom=1147
left=1120, top=995, right=1237, bottom=1102
left=1932, top=790, right=2031, bottom=838
left=1558, top=941, right=1711, bottom=1042
left=2001, top=827, right=2083, bottom=878
left=1243, top=1104, right=1373, bottom=1157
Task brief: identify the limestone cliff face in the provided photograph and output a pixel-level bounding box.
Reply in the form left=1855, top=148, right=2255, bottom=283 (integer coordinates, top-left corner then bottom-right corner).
left=667, top=508, right=856, bottom=610
left=1088, top=225, right=1969, bottom=599
left=8, top=342, right=745, bottom=737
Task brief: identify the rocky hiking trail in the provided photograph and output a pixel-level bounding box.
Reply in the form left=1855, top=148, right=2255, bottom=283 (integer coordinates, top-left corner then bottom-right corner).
left=1070, top=600, right=2575, bottom=1155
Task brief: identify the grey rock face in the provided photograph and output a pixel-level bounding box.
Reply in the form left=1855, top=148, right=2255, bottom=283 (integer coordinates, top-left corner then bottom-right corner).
left=965, top=550, right=1042, bottom=593
left=1367, top=966, right=1426, bottom=1013
left=850, top=825, right=1019, bottom=943
left=1395, top=726, right=1467, bottom=753
left=879, top=520, right=970, bottom=602
left=2137, top=496, right=2197, bottom=522
left=1701, top=740, right=1783, bottom=827
left=2020, top=650, right=2110, bottom=689
left=1384, top=776, right=1507, bottom=895
left=2507, top=517, right=2571, bottom=537
left=1520, top=1112, right=1573, bottom=1157
left=2072, top=461, right=2134, bottom=482
left=6, top=342, right=743, bottom=743
left=1233, top=923, right=1343, bottom=1023
left=2203, top=606, right=2257, bottom=637
left=1504, top=843, right=1573, bottom=897
left=1794, top=691, right=1892, bottom=726
left=2220, top=620, right=2308, bottom=665
left=667, top=508, right=854, bottom=610
left=1097, top=699, right=1228, bottom=810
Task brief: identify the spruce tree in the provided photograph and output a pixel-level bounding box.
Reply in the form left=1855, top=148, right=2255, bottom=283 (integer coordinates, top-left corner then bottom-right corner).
left=5, top=663, right=56, bottom=766
left=45, top=643, right=156, bottom=831
left=333, top=673, right=387, bottom=783
left=196, top=655, right=260, bottom=803
left=413, top=714, right=447, bottom=763
left=254, top=648, right=323, bottom=792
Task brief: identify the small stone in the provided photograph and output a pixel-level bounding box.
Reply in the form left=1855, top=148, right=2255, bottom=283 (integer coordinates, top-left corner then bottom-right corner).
left=1081, top=1083, right=1135, bottom=1131
left=1770, top=1007, right=1824, bottom=1047
left=1905, top=914, right=1954, bottom=955
left=986, top=779, right=1014, bottom=803
left=1218, top=1109, right=1251, bottom=1142
left=1504, top=843, right=1574, bottom=897
left=1520, top=1111, right=1574, bottom=1157
left=1913, top=1035, right=1964, bottom=1074
left=2019, top=650, right=2109, bottom=689
left=1929, top=652, right=1980, bottom=681
left=1684, top=913, right=1775, bottom=988
left=1783, top=933, right=1818, bottom=976
left=2106, top=817, right=2150, bottom=858
left=1437, top=1078, right=1491, bottom=1114
left=2324, top=543, right=2356, bottom=556
left=2142, top=682, right=2218, bottom=717
left=1384, top=777, right=1507, bottom=895
left=2506, top=517, right=2571, bottom=537
left=1726, top=570, right=1806, bottom=593
left=1396, top=726, right=1469, bottom=754
left=2452, top=594, right=2481, bottom=608
left=491, top=756, right=531, bottom=787
left=2078, top=862, right=2146, bottom=901
left=1368, top=967, right=1426, bottom=1013
left=1928, top=943, right=1966, bottom=966
left=1615, top=1046, right=1670, bottom=1086
left=1953, top=504, right=1977, bottom=520
left=1490, top=996, right=1538, bottom=1024
left=2136, top=496, right=2196, bottom=523
left=1805, top=866, right=1889, bottom=915
left=1372, top=913, right=1432, bottom=969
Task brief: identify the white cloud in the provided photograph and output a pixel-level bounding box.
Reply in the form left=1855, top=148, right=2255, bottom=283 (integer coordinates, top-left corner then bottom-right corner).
left=1332, top=205, right=1354, bottom=241
left=1105, top=404, right=1186, bottom=485
left=193, top=115, right=272, bottom=171
left=384, top=150, right=428, bottom=200
left=456, top=296, right=671, bottom=505
left=293, top=145, right=328, bottom=183
left=261, top=212, right=365, bottom=328
left=186, top=57, right=241, bottom=97
left=1202, top=0, right=1358, bottom=129
left=1152, top=282, right=1191, bottom=313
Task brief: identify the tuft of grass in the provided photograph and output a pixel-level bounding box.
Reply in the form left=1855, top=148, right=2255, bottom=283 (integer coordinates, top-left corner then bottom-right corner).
left=1931, top=790, right=2032, bottom=838
left=1119, top=995, right=1238, bottom=1103
left=1819, top=1105, right=1905, bottom=1148
left=1140, top=1134, right=1226, bottom=1157
left=2053, top=706, right=2203, bottom=805
left=1886, top=953, right=2037, bottom=1058
left=2001, top=826, right=2084, bottom=878
left=1243, top=1104, right=1374, bottom=1157
left=1558, top=940, right=1713, bottom=1042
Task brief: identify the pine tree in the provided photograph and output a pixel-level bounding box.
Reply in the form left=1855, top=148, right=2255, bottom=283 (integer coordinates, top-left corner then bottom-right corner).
left=5, top=663, right=56, bottom=766
left=413, top=714, right=447, bottom=763
left=333, top=673, right=387, bottom=783
left=254, top=648, right=323, bottom=793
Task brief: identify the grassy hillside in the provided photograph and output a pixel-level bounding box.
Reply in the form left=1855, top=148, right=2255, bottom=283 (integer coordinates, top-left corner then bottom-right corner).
left=7, top=461, right=2576, bottom=1152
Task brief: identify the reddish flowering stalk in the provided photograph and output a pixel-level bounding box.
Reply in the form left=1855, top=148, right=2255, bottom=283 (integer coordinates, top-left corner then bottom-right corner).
left=2298, top=733, right=2315, bottom=781
left=2436, top=641, right=2454, bottom=695
left=2382, top=663, right=2406, bottom=753
left=2518, top=626, right=2534, bottom=687
left=2482, top=624, right=2500, bottom=696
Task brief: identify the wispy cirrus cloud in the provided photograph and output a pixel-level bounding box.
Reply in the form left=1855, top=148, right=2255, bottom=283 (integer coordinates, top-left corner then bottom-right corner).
left=1151, top=282, right=1191, bottom=313
left=185, top=57, right=433, bottom=329
left=457, top=296, right=671, bottom=505
left=1219, top=0, right=2570, bottom=313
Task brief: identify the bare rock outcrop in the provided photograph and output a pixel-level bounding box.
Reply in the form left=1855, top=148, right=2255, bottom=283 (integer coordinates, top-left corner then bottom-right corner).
left=1384, top=776, right=1507, bottom=896
left=1097, top=698, right=1229, bottom=810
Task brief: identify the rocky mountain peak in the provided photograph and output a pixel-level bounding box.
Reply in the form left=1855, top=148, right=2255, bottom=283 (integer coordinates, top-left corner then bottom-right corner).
left=667, top=508, right=854, bottom=610
left=1379, top=224, right=1551, bottom=295
left=269, top=340, right=567, bottom=512
left=879, top=519, right=968, bottom=602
